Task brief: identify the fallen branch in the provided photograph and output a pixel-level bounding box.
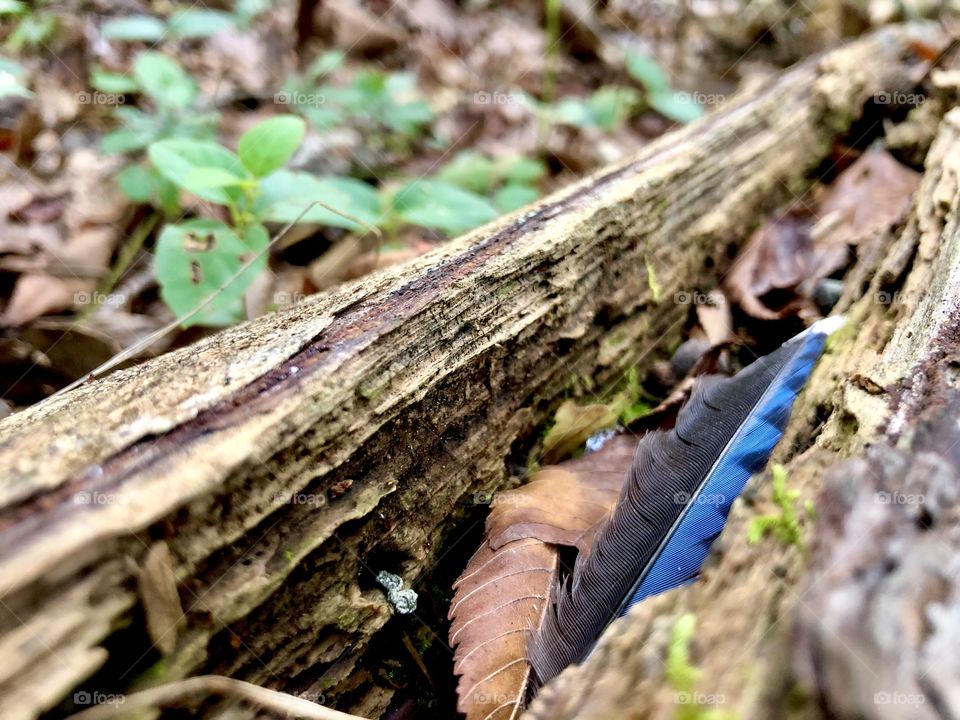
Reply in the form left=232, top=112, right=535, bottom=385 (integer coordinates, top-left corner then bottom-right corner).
left=0, top=24, right=940, bottom=719
left=67, top=676, right=367, bottom=720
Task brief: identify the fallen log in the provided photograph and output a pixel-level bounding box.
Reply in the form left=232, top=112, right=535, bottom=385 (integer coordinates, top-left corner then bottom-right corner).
left=0, top=24, right=941, bottom=720
left=523, top=99, right=960, bottom=720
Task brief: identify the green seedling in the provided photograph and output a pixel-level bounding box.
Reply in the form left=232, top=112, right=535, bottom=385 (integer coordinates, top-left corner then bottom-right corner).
left=748, top=463, right=805, bottom=551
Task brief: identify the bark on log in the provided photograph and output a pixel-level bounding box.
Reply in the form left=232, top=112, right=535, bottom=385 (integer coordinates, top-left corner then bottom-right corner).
left=0, top=24, right=941, bottom=720
left=523, top=101, right=960, bottom=720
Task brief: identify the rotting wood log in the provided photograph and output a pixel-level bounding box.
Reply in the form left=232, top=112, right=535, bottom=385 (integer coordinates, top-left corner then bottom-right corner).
left=522, top=104, right=960, bottom=720
left=0, top=24, right=943, bottom=720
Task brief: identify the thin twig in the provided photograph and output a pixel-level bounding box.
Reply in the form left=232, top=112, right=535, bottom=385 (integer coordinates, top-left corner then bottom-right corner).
left=66, top=675, right=368, bottom=720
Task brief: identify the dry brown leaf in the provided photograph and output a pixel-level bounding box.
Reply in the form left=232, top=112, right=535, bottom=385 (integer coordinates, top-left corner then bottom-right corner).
left=60, top=149, right=127, bottom=233
left=726, top=149, right=920, bottom=320
left=813, top=149, right=920, bottom=253
left=1, top=274, right=85, bottom=327
left=540, top=400, right=620, bottom=465
left=723, top=208, right=814, bottom=320
left=449, top=434, right=639, bottom=720
left=693, top=289, right=734, bottom=346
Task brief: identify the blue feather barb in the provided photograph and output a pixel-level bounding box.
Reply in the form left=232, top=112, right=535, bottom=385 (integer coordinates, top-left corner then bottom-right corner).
left=528, top=316, right=844, bottom=687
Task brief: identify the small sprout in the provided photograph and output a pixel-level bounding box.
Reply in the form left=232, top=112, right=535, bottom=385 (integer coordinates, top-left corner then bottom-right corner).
left=666, top=613, right=701, bottom=693
left=377, top=571, right=418, bottom=614
left=748, top=464, right=805, bottom=551
left=645, top=252, right=662, bottom=303
left=666, top=614, right=736, bottom=720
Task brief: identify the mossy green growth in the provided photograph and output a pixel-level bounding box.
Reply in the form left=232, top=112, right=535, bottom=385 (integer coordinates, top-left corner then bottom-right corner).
left=824, top=314, right=857, bottom=354
left=666, top=614, right=736, bottom=720
left=748, top=464, right=805, bottom=552
left=645, top=252, right=662, bottom=303
left=666, top=614, right=701, bottom=692
left=617, top=365, right=653, bottom=425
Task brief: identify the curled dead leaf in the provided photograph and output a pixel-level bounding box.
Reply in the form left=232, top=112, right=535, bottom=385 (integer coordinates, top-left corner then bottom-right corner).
left=725, top=149, right=920, bottom=320
left=449, top=434, right=639, bottom=720
left=540, top=400, right=619, bottom=465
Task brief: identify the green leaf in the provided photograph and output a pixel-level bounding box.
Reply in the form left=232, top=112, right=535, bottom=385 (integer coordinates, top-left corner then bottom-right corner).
left=393, top=180, right=498, bottom=235
left=625, top=50, right=671, bottom=92
left=647, top=89, right=705, bottom=124
left=493, top=183, right=539, bottom=213
left=256, top=170, right=380, bottom=230
left=0, top=1, right=26, bottom=16
left=587, top=86, right=639, bottom=131
left=497, top=155, right=546, bottom=184
left=437, top=151, right=497, bottom=194
left=134, top=52, right=197, bottom=109
left=0, top=56, right=30, bottom=99
left=234, top=0, right=270, bottom=26
left=156, top=175, right=181, bottom=216
left=100, top=108, right=165, bottom=154
left=148, top=139, right=249, bottom=204
left=90, top=68, right=139, bottom=94
left=549, top=97, right=594, bottom=128
left=299, top=104, right=344, bottom=130
left=167, top=9, right=234, bottom=38
left=0, top=56, right=27, bottom=80
left=306, top=50, right=345, bottom=79
left=102, top=15, right=166, bottom=42
left=237, top=115, right=306, bottom=178
left=184, top=166, right=249, bottom=189
left=6, top=14, right=56, bottom=50
left=117, top=163, right=159, bottom=202
left=155, top=219, right=268, bottom=327
left=382, top=99, right=433, bottom=135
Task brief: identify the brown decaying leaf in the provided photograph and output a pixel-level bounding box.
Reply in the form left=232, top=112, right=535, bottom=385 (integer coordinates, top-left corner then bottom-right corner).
left=449, top=434, right=639, bottom=720
left=811, top=147, right=921, bottom=272
left=540, top=400, right=620, bottom=465
left=725, top=148, right=920, bottom=320
left=724, top=207, right=814, bottom=320
left=693, top=289, right=734, bottom=347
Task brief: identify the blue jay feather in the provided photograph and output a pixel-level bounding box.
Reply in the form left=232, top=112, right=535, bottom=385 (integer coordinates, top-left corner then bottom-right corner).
left=528, top=316, right=842, bottom=687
